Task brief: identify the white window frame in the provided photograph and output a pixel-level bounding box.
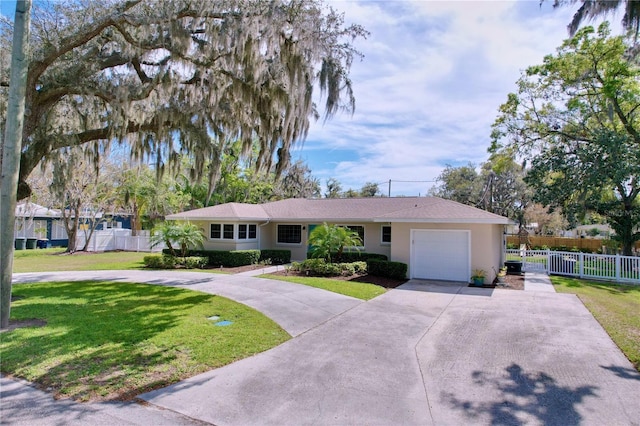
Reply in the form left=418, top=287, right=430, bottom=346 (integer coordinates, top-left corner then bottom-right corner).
left=276, top=224, right=303, bottom=245
left=238, top=223, right=258, bottom=240
left=381, top=225, right=391, bottom=245
left=210, top=223, right=235, bottom=240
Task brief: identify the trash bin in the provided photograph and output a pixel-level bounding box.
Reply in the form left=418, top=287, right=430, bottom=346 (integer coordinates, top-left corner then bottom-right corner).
left=504, top=260, right=523, bottom=274
left=26, top=238, right=38, bottom=249
left=37, top=239, right=50, bottom=249
left=14, top=238, right=26, bottom=250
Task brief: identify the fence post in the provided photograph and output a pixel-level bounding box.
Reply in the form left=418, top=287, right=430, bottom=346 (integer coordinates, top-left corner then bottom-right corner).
left=546, top=249, right=550, bottom=274
left=615, top=254, right=621, bottom=282
left=579, top=252, right=584, bottom=278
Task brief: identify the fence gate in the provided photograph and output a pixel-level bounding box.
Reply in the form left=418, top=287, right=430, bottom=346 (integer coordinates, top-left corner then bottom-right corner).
left=521, top=249, right=548, bottom=273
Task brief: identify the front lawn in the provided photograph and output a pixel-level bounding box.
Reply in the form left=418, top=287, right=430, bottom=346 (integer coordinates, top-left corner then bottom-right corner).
left=552, top=276, right=640, bottom=371
left=1, top=281, right=289, bottom=401
left=261, top=274, right=387, bottom=300
left=12, top=249, right=149, bottom=272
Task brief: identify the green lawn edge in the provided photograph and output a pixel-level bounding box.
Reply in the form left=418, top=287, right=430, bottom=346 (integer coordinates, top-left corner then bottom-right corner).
left=260, top=274, right=386, bottom=300
left=552, top=276, right=640, bottom=371
left=1, top=280, right=290, bottom=401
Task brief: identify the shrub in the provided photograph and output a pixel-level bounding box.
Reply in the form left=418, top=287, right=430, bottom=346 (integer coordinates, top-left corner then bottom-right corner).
left=143, top=254, right=176, bottom=269
left=306, top=251, right=387, bottom=263
left=180, top=256, right=209, bottom=269
left=290, top=259, right=365, bottom=277
left=367, top=259, right=407, bottom=280
left=259, top=249, right=291, bottom=265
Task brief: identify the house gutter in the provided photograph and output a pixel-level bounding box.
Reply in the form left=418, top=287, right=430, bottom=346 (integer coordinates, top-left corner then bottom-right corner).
left=258, top=219, right=270, bottom=250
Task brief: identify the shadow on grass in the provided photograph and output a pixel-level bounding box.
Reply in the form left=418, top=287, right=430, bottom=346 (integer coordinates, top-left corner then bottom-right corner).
left=443, top=363, right=597, bottom=425
left=1, top=281, right=213, bottom=401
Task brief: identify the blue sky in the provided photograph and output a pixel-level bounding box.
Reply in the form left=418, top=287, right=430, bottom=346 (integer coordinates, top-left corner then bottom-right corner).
left=2, top=1, right=613, bottom=196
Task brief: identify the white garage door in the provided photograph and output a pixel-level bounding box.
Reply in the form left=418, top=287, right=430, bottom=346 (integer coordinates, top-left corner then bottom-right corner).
left=411, top=230, right=470, bottom=282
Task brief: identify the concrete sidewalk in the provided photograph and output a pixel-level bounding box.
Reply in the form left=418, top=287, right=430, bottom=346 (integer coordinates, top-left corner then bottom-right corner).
left=524, top=271, right=556, bottom=292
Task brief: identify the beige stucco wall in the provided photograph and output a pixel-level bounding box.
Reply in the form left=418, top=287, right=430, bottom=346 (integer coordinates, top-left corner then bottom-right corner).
left=390, top=222, right=505, bottom=282
left=262, top=222, right=392, bottom=261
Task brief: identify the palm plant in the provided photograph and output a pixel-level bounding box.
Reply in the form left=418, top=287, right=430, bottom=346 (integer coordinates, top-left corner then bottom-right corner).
left=308, top=223, right=362, bottom=262
left=150, top=221, right=204, bottom=258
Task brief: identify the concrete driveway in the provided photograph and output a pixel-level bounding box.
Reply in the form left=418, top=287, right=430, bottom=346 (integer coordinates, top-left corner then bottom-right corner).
left=141, top=280, right=640, bottom=425
left=4, top=273, right=640, bottom=425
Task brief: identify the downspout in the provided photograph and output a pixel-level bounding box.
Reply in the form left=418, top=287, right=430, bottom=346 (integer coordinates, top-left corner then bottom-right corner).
left=259, top=219, right=270, bottom=250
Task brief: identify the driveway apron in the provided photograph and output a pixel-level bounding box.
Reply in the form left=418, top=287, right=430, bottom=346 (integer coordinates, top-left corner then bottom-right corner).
left=141, top=280, right=640, bottom=426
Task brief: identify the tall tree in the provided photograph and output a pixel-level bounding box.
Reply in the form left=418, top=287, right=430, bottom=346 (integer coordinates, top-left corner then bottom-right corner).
left=552, top=0, right=640, bottom=36
left=0, top=0, right=32, bottom=329
left=359, top=182, right=380, bottom=197
left=491, top=24, right=640, bottom=255
left=324, top=177, right=342, bottom=198
left=429, top=163, right=482, bottom=206
left=0, top=0, right=366, bottom=202
left=273, top=160, right=321, bottom=199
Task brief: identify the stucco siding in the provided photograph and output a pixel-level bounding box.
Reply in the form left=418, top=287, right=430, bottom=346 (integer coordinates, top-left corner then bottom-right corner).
left=390, top=222, right=504, bottom=282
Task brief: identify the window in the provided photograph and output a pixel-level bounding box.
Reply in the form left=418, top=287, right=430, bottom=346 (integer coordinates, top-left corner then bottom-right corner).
left=277, top=224, right=302, bottom=244
left=210, top=224, right=221, bottom=239
left=341, top=225, right=365, bottom=246
left=382, top=226, right=391, bottom=243
left=238, top=224, right=257, bottom=240
left=223, top=224, right=234, bottom=239
left=211, top=224, right=234, bottom=239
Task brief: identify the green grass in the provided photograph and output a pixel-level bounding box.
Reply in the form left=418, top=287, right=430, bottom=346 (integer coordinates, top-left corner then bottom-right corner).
left=552, top=276, right=640, bottom=371
left=12, top=249, right=149, bottom=272
left=261, top=274, right=386, bottom=300
left=1, top=281, right=289, bottom=401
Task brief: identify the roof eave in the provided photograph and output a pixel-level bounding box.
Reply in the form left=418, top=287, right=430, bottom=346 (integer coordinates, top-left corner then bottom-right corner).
left=373, top=218, right=514, bottom=225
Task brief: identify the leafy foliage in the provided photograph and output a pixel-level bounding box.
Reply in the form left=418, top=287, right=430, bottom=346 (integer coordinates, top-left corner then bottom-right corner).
left=308, top=222, right=362, bottom=261
left=150, top=221, right=204, bottom=258
left=492, top=24, right=640, bottom=254
left=0, top=0, right=367, bottom=200
left=366, top=259, right=407, bottom=280
left=290, top=259, right=366, bottom=276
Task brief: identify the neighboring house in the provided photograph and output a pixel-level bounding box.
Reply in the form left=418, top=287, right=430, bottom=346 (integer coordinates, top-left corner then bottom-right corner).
left=15, top=202, right=132, bottom=248
left=167, top=197, right=513, bottom=283
left=15, top=202, right=67, bottom=247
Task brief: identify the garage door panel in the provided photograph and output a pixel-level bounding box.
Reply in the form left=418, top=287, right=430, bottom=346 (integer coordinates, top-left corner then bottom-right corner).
left=411, top=230, right=469, bottom=282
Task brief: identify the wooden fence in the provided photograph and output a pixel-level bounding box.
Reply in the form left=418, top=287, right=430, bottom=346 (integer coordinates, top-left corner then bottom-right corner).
left=506, top=235, right=640, bottom=253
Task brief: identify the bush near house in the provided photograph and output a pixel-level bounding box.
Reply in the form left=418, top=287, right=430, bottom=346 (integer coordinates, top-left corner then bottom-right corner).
left=367, top=259, right=408, bottom=280
left=259, top=249, right=291, bottom=265
left=290, top=259, right=367, bottom=277
left=144, top=255, right=208, bottom=269
left=161, top=249, right=291, bottom=267
left=305, top=251, right=388, bottom=263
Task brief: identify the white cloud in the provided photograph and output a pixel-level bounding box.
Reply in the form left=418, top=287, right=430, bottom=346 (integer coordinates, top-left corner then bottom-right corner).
left=300, top=1, right=615, bottom=196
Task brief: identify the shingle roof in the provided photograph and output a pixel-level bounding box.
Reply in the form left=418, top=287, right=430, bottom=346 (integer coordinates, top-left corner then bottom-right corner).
left=167, top=202, right=269, bottom=221
left=167, top=197, right=512, bottom=224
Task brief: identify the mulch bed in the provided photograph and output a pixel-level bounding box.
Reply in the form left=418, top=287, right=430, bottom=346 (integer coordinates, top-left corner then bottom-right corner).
left=496, top=273, right=525, bottom=290
left=220, top=264, right=525, bottom=290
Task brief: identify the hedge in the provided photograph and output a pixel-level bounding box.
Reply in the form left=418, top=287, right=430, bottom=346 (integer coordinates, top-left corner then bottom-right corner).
left=144, top=255, right=208, bottom=269
left=306, top=251, right=388, bottom=263
left=259, top=249, right=291, bottom=265
left=161, top=248, right=291, bottom=267
left=367, top=259, right=407, bottom=280
left=290, top=259, right=367, bottom=277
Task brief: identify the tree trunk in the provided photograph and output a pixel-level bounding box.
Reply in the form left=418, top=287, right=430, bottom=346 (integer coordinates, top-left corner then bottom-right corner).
left=0, top=0, right=32, bottom=329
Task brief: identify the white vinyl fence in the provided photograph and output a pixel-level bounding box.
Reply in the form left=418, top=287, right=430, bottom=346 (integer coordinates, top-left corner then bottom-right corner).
left=76, top=229, right=164, bottom=253
left=506, top=249, right=640, bottom=285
